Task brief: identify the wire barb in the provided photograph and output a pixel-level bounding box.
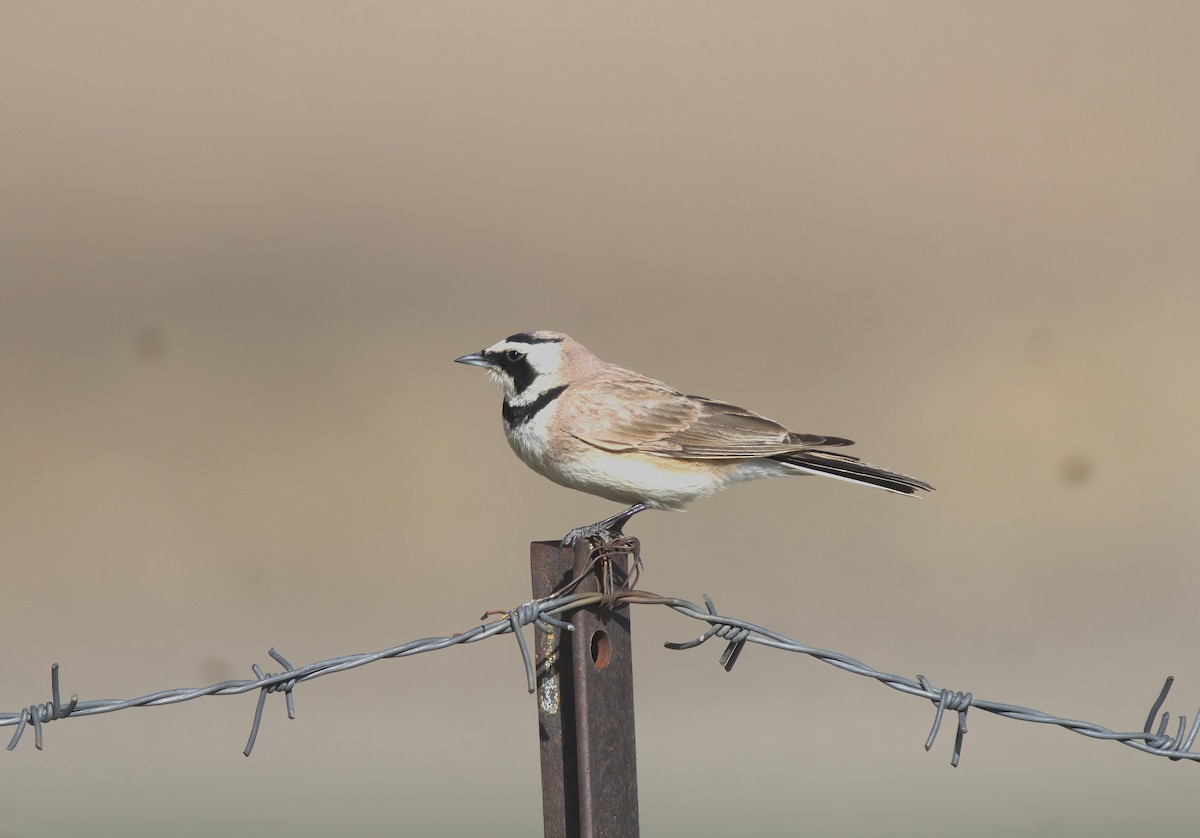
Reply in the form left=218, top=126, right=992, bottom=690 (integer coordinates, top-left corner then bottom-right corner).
left=5, top=664, right=78, bottom=752
left=509, top=604, right=536, bottom=694
left=662, top=595, right=749, bottom=671
left=244, top=649, right=298, bottom=757
left=919, top=675, right=973, bottom=767
left=1138, top=676, right=1200, bottom=760
left=482, top=600, right=579, bottom=694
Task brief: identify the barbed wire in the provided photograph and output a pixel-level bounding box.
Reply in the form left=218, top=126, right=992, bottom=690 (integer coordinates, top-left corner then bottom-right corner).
left=3, top=582, right=1197, bottom=766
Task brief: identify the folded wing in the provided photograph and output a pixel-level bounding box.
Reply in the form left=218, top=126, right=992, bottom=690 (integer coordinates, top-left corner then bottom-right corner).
left=566, top=377, right=855, bottom=459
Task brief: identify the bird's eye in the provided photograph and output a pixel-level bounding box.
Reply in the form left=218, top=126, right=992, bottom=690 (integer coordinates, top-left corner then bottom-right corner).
left=503, top=349, right=523, bottom=362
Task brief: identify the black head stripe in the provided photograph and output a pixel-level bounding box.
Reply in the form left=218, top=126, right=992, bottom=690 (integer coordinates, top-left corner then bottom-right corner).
left=503, top=385, right=568, bottom=427
left=483, top=349, right=538, bottom=394
left=505, top=332, right=563, bottom=345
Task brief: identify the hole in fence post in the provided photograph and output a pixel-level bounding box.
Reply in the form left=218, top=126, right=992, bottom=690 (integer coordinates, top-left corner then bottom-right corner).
left=590, top=630, right=610, bottom=669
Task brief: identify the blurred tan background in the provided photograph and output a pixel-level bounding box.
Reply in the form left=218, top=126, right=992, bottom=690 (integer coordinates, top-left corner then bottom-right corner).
left=3, top=2, right=1200, bottom=835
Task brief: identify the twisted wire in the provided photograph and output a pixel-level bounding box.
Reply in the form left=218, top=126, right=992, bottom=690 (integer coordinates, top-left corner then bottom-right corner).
left=3, top=587, right=1197, bottom=767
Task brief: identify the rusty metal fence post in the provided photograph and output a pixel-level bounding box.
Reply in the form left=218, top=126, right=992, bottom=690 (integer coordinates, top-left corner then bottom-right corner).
left=531, top=540, right=640, bottom=838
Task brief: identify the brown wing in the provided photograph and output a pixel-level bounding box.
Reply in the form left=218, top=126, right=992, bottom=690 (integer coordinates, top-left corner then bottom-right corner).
left=565, top=377, right=855, bottom=460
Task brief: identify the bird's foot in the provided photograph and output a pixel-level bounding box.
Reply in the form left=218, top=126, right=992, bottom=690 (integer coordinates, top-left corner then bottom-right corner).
left=561, top=522, right=616, bottom=547
left=560, top=502, right=650, bottom=548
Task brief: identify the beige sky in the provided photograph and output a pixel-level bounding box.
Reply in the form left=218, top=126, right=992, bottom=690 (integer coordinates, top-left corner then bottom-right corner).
left=3, top=3, right=1200, bottom=836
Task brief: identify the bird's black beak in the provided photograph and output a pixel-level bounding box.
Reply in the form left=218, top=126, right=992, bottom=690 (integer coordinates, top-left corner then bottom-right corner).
left=454, top=352, right=493, bottom=368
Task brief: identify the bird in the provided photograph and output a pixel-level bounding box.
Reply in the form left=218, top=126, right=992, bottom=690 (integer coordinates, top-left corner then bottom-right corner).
left=456, top=331, right=932, bottom=545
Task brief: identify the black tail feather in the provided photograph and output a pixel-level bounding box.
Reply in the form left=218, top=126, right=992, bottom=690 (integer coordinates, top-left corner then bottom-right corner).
left=773, top=451, right=934, bottom=495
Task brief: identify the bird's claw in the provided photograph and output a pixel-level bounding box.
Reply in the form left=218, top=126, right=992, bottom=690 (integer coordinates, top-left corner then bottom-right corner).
left=561, top=503, right=649, bottom=547
left=561, top=524, right=614, bottom=547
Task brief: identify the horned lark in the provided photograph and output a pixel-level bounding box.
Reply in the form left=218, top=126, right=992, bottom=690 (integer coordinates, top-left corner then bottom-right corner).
left=456, top=331, right=932, bottom=544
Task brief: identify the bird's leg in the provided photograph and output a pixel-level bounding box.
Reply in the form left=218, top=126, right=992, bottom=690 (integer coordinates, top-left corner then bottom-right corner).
left=561, top=503, right=649, bottom=547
